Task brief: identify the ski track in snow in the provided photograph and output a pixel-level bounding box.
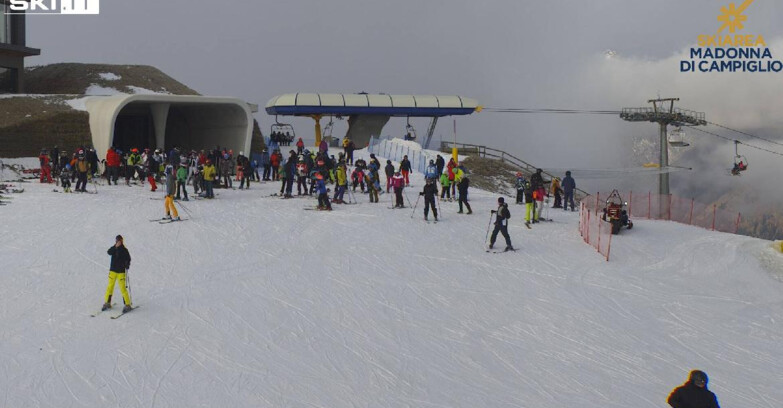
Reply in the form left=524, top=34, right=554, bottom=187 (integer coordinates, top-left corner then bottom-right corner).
left=2, top=152, right=783, bottom=407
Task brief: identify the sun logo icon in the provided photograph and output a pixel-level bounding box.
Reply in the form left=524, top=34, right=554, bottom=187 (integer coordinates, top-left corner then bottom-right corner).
left=717, top=0, right=754, bottom=33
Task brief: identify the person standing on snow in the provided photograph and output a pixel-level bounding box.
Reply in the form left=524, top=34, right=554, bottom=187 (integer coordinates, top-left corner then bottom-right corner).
left=400, top=155, right=412, bottom=186
left=420, top=179, right=439, bottom=221
left=667, top=370, right=720, bottom=408
left=333, top=162, right=347, bottom=204
left=524, top=181, right=535, bottom=226
left=435, top=155, right=445, bottom=178
left=384, top=160, right=395, bottom=193
left=424, top=160, right=438, bottom=182
left=439, top=171, right=451, bottom=201
left=391, top=171, right=405, bottom=208
left=203, top=159, right=216, bottom=199
left=315, top=173, right=332, bottom=210
left=456, top=176, right=472, bottom=214
left=103, top=235, right=133, bottom=313
left=163, top=162, right=180, bottom=220
left=562, top=170, right=576, bottom=211
left=145, top=150, right=158, bottom=192
left=489, top=197, right=514, bottom=251
left=175, top=161, right=189, bottom=201
left=260, top=148, right=271, bottom=181
left=515, top=172, right=526, bottom=204
left=366, top=168, right=380, bottom=203
left=550, top=176, right=563, bottom=208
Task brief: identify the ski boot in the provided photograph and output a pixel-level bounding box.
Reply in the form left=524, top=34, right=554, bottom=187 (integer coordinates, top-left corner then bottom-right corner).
left=101, top=303, right=112, bottom=311
left=122, top=304, right=133, bottom=313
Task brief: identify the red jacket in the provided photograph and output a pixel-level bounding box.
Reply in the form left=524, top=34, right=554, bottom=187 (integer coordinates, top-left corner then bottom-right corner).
left=270, top=153, right=281, bottom=167
left=106, top=149, right=121, bottom=167
left=391, top=174, right=404, bottom=188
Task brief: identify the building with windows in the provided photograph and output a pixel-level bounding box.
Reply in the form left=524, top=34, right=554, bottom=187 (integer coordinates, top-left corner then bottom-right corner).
left=0, top=1, right=40, bottom=93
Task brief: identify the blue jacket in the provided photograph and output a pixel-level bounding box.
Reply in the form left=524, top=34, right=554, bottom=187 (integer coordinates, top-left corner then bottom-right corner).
left=316, top=179, right=327, bottom=194
left=562, top=175, right=576, bottom=193
left=259, top=152, right=270, bottom=166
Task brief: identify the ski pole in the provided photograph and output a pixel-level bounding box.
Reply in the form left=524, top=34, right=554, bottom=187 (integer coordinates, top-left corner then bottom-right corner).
left=410, top=193, right=421, bottom=218
left=435, top=195, right=442, bottom=218
left=404, top=190, right=413, bottom=208
left=484, top=211, right=494, bottom=248
left=125, top=265, right=133, bottom=305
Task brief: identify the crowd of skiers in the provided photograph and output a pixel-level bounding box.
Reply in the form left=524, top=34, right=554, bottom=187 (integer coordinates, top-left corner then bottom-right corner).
left=512, top=168, right=577, bottom=226
left=36, top=140, right=578, bottom=238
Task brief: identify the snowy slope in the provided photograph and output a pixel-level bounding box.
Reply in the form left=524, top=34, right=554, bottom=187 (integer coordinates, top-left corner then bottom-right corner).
left=1, top=151, right=782, bottom=408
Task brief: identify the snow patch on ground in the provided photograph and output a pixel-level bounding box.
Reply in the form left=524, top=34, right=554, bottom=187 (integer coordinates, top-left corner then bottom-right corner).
left=127, top=85, right=169, bottom=95
left=64, top=97, right=89, bottom=111
left=85, top=84, right=123, bottom=96
left=98, top=72, right=121, bottom=81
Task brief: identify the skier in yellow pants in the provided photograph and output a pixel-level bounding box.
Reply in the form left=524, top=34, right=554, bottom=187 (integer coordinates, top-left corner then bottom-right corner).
left=103, top=235, right=132, bottom=312
left=523, top=181, right=535, bottom=226
left=163, top=161, right=180, bottom=220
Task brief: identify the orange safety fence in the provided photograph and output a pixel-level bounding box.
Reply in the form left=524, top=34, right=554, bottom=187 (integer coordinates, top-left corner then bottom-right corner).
left=579, top=191, right=742, bottom=260
left=578, top=201, right=613, bottom=261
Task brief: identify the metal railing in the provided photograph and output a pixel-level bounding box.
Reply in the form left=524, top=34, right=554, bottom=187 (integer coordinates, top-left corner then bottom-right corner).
left=440, top=141, right=590, bottom=197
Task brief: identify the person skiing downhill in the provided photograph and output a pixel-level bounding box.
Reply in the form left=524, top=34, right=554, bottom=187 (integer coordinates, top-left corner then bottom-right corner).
left=489, top=197, right=514, bottom=251
left=420, top=179, right=439, bottom=221
left=103, top=235, right=133, bottom=312
left=667, top=370, right=720, bottom=408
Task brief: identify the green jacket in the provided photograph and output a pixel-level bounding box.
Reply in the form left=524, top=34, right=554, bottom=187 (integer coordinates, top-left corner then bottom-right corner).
left=440, top=173, right=450, bottom=186
left=176, top=166, right=188, bottom=182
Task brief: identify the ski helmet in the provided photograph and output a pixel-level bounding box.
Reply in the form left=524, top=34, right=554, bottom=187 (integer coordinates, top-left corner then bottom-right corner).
left=566, top=170, right=571, bottom=176
left=498, top=197, right=505, bottom=204
left=689, top=370, right=708, bottom=386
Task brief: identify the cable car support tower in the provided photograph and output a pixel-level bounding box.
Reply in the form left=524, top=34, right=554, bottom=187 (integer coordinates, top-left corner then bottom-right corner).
left=620, top=98, right=706, bottom=196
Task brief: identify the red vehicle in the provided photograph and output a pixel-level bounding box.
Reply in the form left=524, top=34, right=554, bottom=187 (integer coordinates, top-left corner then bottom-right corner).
left=602, top=190, right=633, bottom=234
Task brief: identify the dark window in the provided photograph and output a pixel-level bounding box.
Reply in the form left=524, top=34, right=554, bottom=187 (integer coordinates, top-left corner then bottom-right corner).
left=0, top=66, right=17, bottom=93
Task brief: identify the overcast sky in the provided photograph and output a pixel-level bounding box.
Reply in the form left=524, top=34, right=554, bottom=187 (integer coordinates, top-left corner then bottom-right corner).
left=26, top=0, right=783, bottom=194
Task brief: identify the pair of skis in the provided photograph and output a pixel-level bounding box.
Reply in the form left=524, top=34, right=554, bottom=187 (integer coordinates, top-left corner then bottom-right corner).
left=149, top=217, right=188, bottom=224
left=89, top=304, right=139, bottom=319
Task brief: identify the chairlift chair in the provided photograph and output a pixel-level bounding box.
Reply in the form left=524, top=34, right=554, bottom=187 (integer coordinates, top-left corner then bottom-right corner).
left=731, top=140, right=748, bottom=176
left=668, top=127, right=690, bottom=147
left=271, top=116, right=295, bottom=145
left=402, top=117, right=417, bottom=141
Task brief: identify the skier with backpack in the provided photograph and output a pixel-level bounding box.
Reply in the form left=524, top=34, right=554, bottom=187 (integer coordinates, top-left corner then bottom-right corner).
left=424, top=160, right=438, bottom=182
left=488, top=197, right=514, bottom=252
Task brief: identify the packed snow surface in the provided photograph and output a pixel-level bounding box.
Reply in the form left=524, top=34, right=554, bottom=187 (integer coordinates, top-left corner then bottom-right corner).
left=1, top=151, right=782, bottom=407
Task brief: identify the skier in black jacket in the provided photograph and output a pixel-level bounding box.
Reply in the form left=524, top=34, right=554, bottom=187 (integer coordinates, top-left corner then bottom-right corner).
left=457, top=176, right=472, bottom=214
left=384, top=160, right=395, bottom=193
left=489, top=197, right=514, bottom=251
left=103, top=235, right=133, bottom=312
left=667, top=370, right=720, bottom=408
left=420, top=179, right=439, bottom=221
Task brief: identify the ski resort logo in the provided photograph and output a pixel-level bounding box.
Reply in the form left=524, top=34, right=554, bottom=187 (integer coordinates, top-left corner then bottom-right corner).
left=680, top=0, right=782, bottom=73
left=9, top=0, right=100, bottom=15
